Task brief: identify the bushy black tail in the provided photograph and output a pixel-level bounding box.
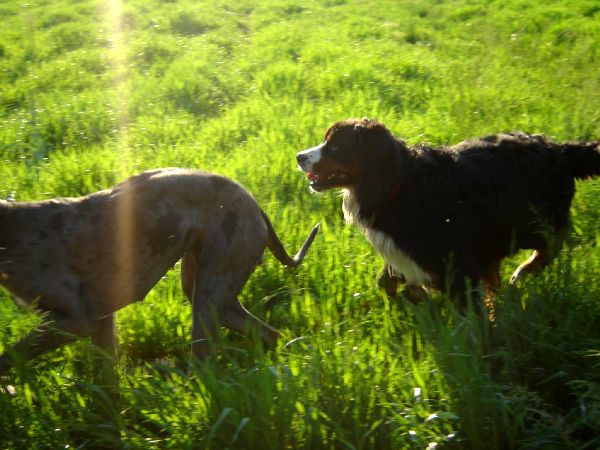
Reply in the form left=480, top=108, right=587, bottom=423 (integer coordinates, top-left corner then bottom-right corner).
left=561, top=140, right=600, bottom=180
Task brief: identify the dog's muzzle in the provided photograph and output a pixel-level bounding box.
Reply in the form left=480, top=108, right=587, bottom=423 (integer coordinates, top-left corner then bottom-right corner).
left=296, top=143, right=324, bottom=172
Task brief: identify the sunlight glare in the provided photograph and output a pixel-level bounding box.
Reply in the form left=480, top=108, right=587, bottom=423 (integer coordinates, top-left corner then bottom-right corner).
left=105, top=0, right=135, bottom=304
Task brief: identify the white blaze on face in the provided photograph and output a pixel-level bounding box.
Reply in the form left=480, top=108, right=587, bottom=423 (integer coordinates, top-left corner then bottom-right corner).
left=296, top=143, right=324, bottom=172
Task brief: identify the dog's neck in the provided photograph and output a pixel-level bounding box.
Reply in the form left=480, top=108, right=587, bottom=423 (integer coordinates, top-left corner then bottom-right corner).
left=343, top=140, right=414, bottom=227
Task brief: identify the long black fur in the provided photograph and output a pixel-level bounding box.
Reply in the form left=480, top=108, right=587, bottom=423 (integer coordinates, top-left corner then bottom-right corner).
left=313, top=119, right=600, bottom=299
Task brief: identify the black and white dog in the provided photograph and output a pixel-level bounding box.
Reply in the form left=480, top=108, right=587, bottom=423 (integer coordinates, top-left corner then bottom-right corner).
left=297, top=118, right=600, bottom=305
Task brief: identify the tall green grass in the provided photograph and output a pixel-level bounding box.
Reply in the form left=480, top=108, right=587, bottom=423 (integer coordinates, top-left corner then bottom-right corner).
left=1, top=0, right=599, bottom=448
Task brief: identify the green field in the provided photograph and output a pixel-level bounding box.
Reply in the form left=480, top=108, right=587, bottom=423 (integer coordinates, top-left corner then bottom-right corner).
left=1, top=0, right=599, bottom=448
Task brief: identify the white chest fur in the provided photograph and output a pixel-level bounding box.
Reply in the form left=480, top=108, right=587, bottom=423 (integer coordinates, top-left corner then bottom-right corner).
left=343, top=191, right=431, bottom=286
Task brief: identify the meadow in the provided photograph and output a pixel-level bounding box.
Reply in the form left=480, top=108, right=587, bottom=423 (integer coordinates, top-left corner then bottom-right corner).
left=0, top=0, right=599, bottom=448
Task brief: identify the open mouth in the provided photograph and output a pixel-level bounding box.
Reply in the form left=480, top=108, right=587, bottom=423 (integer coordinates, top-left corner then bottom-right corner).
left=306, top=171, right=350, bottom=191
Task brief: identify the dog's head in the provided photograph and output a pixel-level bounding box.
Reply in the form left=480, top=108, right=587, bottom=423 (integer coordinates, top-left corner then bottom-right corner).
left=296, top=118, right=397, bottom=192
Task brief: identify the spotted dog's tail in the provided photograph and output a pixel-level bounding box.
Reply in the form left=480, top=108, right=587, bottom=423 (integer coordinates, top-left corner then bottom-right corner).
left=561, top=139, right=600, bottom=180
left=260, top=210, right=319, bottom=267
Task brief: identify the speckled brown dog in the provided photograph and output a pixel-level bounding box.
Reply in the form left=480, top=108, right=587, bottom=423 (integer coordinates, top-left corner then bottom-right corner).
left=0, top=168, right=319, bottom=373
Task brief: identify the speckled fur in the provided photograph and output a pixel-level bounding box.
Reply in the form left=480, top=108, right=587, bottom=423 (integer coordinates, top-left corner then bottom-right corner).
left=0, top=168, right=318, bottom=372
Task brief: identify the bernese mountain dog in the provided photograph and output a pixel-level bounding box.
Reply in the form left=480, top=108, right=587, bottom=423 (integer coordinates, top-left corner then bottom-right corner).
left=297, top=118, right=600, bottom=306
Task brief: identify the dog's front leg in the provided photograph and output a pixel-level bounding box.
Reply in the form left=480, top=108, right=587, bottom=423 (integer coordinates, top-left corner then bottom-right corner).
left=376, top=263, right=401, bottom=297
left=376, top=264, right=429, bottom=304
left=0, top=308, right=118, bottom=376
left=89, top=313, right=119, bottom=391
left=0, top=314, right=77, bottom=375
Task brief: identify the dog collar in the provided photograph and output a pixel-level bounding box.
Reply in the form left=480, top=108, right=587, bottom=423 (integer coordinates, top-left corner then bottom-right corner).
left=383, top=183, right=402, bottom=205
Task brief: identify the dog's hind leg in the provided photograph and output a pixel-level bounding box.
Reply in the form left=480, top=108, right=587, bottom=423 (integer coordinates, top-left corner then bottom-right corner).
left=186, top=206, right=281, bottom=359
left=509, top=249, right=549, bottom=284
left=188, top=241, right=269, bottom=357
left=483, top=260, right=501, bottom=321
left=189, top=281, right=222, bottom=359
left=190, top=255, right=280, bottom=358
left=180, top=252, right=197, bottom=302
left=221, top=298, right=280, bottom=349
left=181, top=250, right=225, bottom=357
left=510, top=224, right=568, bottom=285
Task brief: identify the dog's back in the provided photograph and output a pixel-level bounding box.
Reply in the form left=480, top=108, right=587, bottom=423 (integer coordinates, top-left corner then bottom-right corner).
left=451, top=133, right=575, bottom=246
left=0, top=169, right=260, bottom=314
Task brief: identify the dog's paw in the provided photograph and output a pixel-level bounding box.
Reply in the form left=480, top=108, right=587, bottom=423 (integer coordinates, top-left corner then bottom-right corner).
left=376, top=273, right=399, bottom=297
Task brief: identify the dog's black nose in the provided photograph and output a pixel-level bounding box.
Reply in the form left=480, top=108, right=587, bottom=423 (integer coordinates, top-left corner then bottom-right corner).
left=296, top=153, right=308, bottom=164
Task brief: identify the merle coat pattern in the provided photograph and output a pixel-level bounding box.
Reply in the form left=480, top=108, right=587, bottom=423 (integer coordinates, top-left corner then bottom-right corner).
left=0, top=168, right=319, bottom=373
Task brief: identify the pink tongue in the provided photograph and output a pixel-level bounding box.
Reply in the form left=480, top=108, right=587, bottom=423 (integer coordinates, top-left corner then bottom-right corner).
left=308, top=172, right=317, bottom=181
